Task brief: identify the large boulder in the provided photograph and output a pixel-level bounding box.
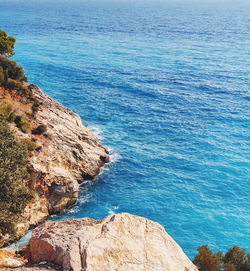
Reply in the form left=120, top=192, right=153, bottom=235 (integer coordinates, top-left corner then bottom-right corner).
left=25, top=213, right=198, bottom=271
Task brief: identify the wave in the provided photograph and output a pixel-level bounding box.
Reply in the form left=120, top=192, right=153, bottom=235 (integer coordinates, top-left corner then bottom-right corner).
left=88, top=125, right=103, bottom=141
left=109, top=148, right=122, bottom=164
left=108, top=205, right=120, bottom=215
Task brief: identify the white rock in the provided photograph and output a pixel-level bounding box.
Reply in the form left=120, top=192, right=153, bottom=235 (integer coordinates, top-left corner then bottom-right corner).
left=26, top=213, right=198, bottom=271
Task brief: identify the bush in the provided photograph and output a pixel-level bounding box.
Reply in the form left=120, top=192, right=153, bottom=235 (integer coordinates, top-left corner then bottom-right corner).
left=15, top=115, right=30, bottom=133
left=0, top=120, right=32, bottom=237
left=0, top=55, right=30, bottom=99
left=0, top=31, right=30, bottom=99
left=21, top=138, right=37, bottom=152
left=32, top=124, right=47, bottom=135
left=7, top=111, right=16, bottom=122
left=0, top=56, right=27, bottom=82
left=4, top=78, right=31, bottom=99
left=0, top=30, right=15, bottom=57
left=0, top=103, right=13, bottom=119
left=0, top=66, right=4, bottom=85
left=194, top=245, right=250, bottom=271
left=31, top=102, right=40, bottom=114
left=224, top=246, right=250, bottom=271
left=193, top=245, right=222, bottom=271
left=0, top=103, right=16, bottom=124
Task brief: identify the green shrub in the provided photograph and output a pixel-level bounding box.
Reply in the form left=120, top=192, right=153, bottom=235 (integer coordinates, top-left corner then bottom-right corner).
left=0, top=66, right=4, bottom=84
left=7, top=111, right=16, bottom=122
left=3, top=78, right=32, bottom=100
left=0, top=30, right=30, bottom=99
left=15, top=115, right=30, bottom=133
left=0, top=56, right=27, bottom=82
left=0, top=120, right=32, bottom=237
left=193, top=245, right=222, bottom=271
left=0, top=30, right=15, bottom=57
left=224, top=246, right=250, bottom=271
left=0, top=103, right=13, bottom=119
left=21, top=138, right=37, bottom=152
left=32, top=124, right=47, bottom=135
left=14, top=115, right=21, bottom=123
left=194, top=245, right=250, bottom=271
left=0, top=218, right=16, bottom=235
left=4, top=78, right=31, bottom=97
left=31, top=102, right=40, bottom=114
left=4, top=78, right=22, bottom=89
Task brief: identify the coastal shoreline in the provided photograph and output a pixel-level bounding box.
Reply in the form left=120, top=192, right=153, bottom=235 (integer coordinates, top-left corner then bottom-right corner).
left=0, top=84, right=110, bottom=247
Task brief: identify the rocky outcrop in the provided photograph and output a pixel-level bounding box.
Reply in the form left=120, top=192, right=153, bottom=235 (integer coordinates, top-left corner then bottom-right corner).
left=27, top=85, right=109, bottom=213
left=25, top=213, right=198, bottom=271
left=0, top=85, right=109, bottom=246
left=0, top=87, right=198, bottom=271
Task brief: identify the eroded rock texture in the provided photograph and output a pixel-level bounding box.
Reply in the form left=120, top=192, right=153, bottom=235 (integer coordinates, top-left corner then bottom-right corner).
left=26, top=213, right=198, bottom=271
left=1, top=85, right=109, bottom=246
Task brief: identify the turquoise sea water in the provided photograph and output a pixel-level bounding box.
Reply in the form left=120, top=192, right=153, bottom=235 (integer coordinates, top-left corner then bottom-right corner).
left=1, top=0, right=249, bottom=258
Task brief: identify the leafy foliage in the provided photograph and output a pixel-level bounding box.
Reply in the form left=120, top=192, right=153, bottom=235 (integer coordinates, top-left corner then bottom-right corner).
left=0, top=30, right=15, bottom=57
left=194, top=245, right=250, bottom=271
left=0, top=103, right=30, bottom=133
left=32, top=124, right=47, bottom=135
left=14, top=115, right=30, bottom=133
left=0, top=66, right=4, bottom=84
left=0, top=103, right=13, bottom=119
left=0, top=31, right=35, bottom=240
left=194, top=245, right=222, bottom=271
left=21, top=138, right=37, bottom=152
left=0, top=55, right=27, bottom=83
left=224, top=246, right=250, bottom=271
left=0, top=30, right=30, bottom=98
left=0, top=119, right=32, bottom=237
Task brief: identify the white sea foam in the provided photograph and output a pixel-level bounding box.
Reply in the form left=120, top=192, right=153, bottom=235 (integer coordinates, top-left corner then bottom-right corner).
left=97, top=148, right=121, bottom=177
left=88, top=125, right=103, bottom=140
left=106, top=146, right=121, bottom=164
left=108, top=210, right=115, bottom=214
left=66, top=206, right=79, bottom=214
left=108, top=205, right=120, bottom=215
left=87, top=125, right=121, bottom=165
left=110, top=152, right=122, bottom=163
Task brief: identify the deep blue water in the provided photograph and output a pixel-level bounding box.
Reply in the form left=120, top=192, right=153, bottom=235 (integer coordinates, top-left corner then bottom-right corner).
left=1, top=0, right=249, bottom=258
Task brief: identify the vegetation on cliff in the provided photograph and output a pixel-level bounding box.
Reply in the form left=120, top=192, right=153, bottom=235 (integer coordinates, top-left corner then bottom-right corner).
left=0, top=30, right=33, bottom=240
left=0, top=30, right=15, bottom=58
left=0, top=30, right=31, bottom=98
left=0, top=30, right=109, bottom=248
left=194, top=245, right=250, bottom=271
left=0, top=118, right=32, bottom=238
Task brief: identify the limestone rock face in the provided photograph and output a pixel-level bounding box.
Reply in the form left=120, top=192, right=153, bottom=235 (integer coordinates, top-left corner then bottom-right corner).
left=26, top=213, right=198, bottom=271
left=28, top=85, right=109, bottom=214
left=1, top=85, right=109, bottom=246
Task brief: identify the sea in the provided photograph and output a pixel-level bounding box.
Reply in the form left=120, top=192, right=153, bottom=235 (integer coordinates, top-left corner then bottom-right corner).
left=0, top=0, right=249, bottom=258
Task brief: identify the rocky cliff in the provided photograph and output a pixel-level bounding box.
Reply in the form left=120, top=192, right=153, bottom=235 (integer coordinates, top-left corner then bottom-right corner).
left=0, top=85, right=109, bottom=246
left=0, top=86, right=198, bottom=271
left=25, top=213, right=198, bottom=271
